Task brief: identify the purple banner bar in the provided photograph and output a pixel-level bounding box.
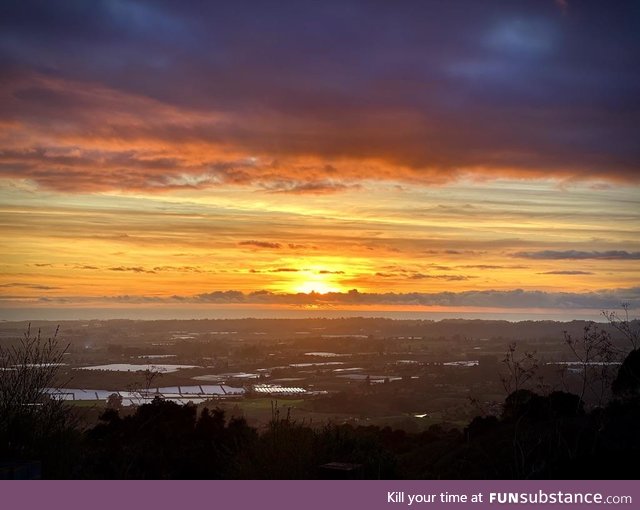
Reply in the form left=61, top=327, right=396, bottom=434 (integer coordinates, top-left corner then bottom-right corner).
left=1, top=480, right=638, bottom=510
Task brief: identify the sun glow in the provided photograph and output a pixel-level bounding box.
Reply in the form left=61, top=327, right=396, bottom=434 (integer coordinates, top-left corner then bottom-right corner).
left=275, top=262, right=350, bottom=295
left=294, top=280, right=342, bottom=294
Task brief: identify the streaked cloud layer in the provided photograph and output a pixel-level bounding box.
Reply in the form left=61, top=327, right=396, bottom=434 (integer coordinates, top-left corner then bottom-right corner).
left=515, top=251, right=640, bottom=260
left=1, top=1, right=639, bottom=192
left=0, top=1, right=638, bottom=317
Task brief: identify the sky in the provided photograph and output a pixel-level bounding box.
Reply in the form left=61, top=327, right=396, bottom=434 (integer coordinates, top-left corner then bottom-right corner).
left=1, top=0, right=639, bottom=320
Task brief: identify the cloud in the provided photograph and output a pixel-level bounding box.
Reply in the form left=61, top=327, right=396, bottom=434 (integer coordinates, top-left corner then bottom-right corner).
left=555, top=0, right=569, bottom=14
left=428, top=265, right=454, bottom=271
left=195, top=287, right=640, bottom=309
left=238, top=240, right=282, bottom=249
left=539, top=270, right=594, bottom=275
left=0, top=282, right=59, bottom=290
left=253, top=267, right=340, bottom=274
left=0, top=1, right=638, bottom=193
left=190, top=290, right=246, bottom=304
left=152, top=266, right=204, bottom=273
left=409, top=274, right=470, bottom=281
left=30, top=263, right=203, bottom=273
left=435, top=250, right=486, bottom=256
left=515, top=250, right=640, bottom=260
left=108, top=266, right=156, bottom=274
left=261, top=179, right=360, bottom=195
left=375, top=272, right=470, bottom=281
left=25, top=287, right=640, bottom=310
left=459, top=264, right=529, bottom=270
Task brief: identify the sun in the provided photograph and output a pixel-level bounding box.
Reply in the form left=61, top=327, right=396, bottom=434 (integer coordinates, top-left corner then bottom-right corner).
left=294, top=280, right=342, bottom=294
left=279, top=263, right=348, bottom=295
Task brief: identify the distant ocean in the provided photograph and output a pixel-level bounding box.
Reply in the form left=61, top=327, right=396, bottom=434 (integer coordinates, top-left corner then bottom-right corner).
left=0, top=306, right=608, bottom=322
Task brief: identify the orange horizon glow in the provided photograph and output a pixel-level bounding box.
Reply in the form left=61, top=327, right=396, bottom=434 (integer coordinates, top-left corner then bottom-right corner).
left=1, top=4, right=639, bottom=319
left=1, top=176, right=639, bottom=317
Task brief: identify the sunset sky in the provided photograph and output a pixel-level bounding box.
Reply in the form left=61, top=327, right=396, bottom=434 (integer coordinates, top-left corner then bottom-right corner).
left=1, top=1, right=639, bottom=319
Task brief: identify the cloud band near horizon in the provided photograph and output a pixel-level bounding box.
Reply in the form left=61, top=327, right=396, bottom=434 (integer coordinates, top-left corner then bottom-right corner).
left=17, top=287, right=639, bottom=311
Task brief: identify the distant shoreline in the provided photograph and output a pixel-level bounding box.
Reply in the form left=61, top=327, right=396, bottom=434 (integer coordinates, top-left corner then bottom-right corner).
left=0, top=306, right=617, bottom=323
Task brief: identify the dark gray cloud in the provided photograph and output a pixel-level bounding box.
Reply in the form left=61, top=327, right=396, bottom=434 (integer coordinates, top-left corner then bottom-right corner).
left=190, top=291, right=246, bottom=304
left=375, top=271, right=470, bottom=281
left=190, top=287, right=640, bottom=309
left=515, top=250, right=640, bottom=260
left=238, top=240, right=282, bottom=249
left=152, top=265, right=204, bottom=273
left=30, top=286, right=640, bottom=310
left=460, top=264, right=529, bottom=270
left=409, top=274, right=471, bottom=281
left=108, top=266, right=156, bottom=274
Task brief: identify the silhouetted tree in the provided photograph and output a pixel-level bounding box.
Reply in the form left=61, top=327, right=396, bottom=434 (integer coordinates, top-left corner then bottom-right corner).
left=608, top=306, right=640, bottom=399
left=500, top=342, right=538, bottom=394
left=0, top=325, right=79, bottom=477
left=603, top=304, right=639, bottom=350
left=563, top=323, right=616, bottom=407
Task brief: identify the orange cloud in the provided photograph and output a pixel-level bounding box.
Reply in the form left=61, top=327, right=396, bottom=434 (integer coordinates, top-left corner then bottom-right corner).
left=1, top=71, right=639, bottom=195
